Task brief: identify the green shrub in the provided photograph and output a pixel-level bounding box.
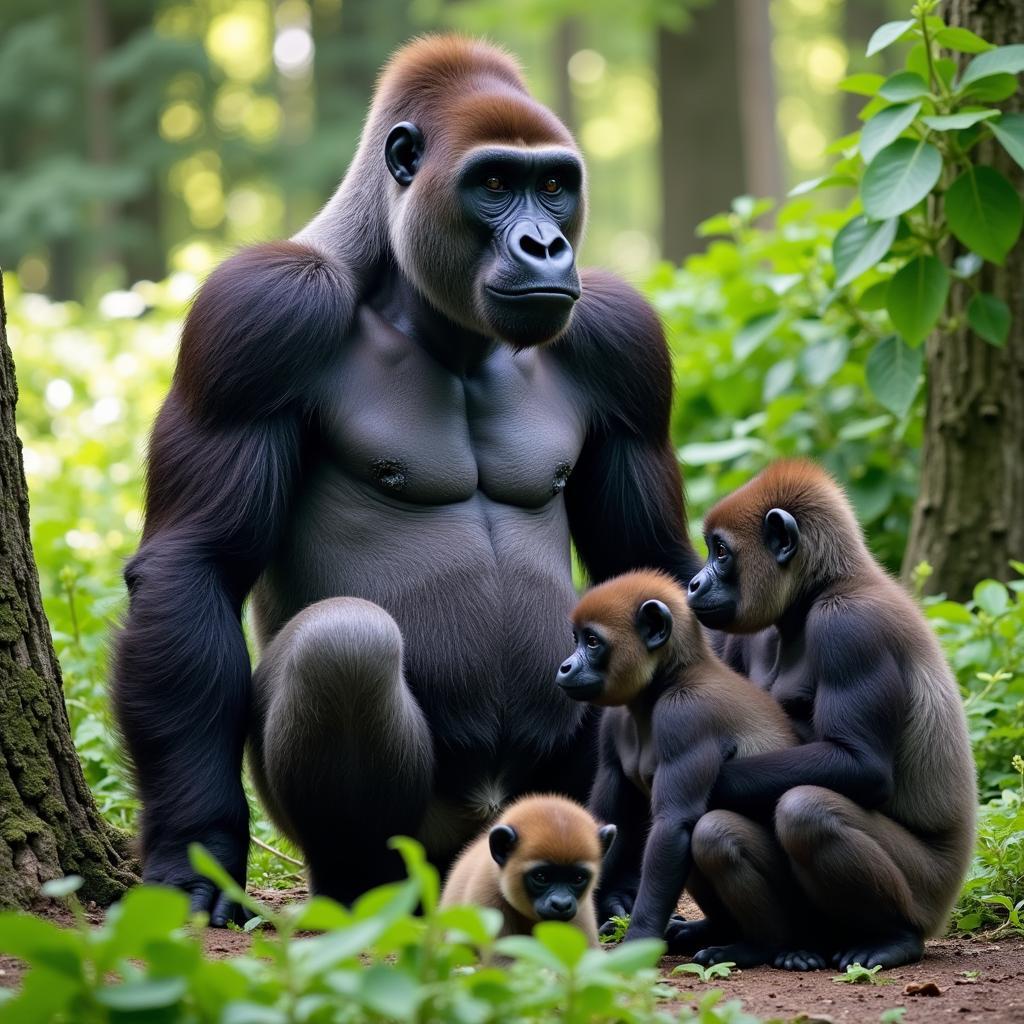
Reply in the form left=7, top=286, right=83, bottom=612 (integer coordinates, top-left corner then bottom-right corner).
left=0, top=840, right=764, bottom=1024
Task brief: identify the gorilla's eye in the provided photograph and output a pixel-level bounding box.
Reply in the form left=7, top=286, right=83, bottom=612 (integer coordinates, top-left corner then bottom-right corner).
left=585, top=633, right=601, bottom=649
left=715, top=541, right=729, bottom=561
left=532, top=869, right=548, bottom=885
left=572, top=870, right=588, bottom=886
left=540, top=177, right=561, bottom=194
left=484, top=176, right=506, bottom=192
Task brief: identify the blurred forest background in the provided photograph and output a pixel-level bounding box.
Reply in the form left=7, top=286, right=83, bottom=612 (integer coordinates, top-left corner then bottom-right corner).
left=2, top=0, right=1024, bottom=915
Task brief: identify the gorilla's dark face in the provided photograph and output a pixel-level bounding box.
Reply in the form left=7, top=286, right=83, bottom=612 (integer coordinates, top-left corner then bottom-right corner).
left=386, top=124, right=585, bottom=348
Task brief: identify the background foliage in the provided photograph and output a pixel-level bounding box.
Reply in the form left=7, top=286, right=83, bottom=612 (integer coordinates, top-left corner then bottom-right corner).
left=1, top=0, right=1023, bottom=1016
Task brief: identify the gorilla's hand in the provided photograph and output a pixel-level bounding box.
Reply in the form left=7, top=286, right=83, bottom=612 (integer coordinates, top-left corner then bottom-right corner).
left=597, top=889, right=636, bottom=938
left=144, top=828, right=252, bottom=928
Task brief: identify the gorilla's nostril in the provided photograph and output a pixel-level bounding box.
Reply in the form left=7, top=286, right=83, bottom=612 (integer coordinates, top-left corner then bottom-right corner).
left=548, top=237, right=567, bottom=258
left=688, top=577, right=700, bottom=593
left=520, top=235, right=547, bottom=259
left=559, top=661, right=572, bottom=674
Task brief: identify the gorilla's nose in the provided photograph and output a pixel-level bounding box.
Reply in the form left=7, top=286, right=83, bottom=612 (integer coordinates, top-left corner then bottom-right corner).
left=511, top=220, right=574, bottom=277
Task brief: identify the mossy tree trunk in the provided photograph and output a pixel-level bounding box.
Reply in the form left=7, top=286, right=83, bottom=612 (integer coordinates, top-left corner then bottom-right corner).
left=0, top=277, right=135, bottom=908
left=902, top=0, right=1024, bottom=599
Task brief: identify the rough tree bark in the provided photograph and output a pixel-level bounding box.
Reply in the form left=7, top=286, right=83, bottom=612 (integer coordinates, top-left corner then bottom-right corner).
left=902, top=0, right=1024, bottom=598
left=0, top=276, right=135, bottom=908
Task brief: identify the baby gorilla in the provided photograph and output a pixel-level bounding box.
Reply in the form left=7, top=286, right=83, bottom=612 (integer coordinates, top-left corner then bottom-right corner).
left=558, top=570, right=798, bottom=966
left=440, top=794, right=616, bottom=944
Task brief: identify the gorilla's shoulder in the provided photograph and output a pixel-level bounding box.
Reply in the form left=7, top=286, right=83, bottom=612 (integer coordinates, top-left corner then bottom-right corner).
left=556, top=268, right=673, bottom=435
left=174, top=241, right=357, bottom=421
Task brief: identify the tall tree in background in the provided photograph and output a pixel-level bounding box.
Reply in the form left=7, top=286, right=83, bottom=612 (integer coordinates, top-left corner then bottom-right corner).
left=0, top=278, right=134, bottom=907
left=658, top=0, right=782, bottom=261
left=903, top=0, right=1024, bottom=597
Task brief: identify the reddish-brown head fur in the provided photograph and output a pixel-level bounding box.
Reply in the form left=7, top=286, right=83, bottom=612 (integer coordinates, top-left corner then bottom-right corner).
left=702, top=459, right=871, bottom=631
left=570, top=570, right=705, bottom=705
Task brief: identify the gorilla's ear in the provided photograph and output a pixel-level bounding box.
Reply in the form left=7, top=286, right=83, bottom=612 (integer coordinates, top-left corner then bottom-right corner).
left=637, top=599, right=673, bottom=651
left=764, top=508, right=800, bottom=566
left=598, top=824, right=617, bottom=857
left=489, top=824, right=518, bottom=866
left=385, top=122, right=425, bottom=186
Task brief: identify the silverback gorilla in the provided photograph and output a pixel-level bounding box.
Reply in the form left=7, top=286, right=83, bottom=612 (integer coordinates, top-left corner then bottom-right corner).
left=113, top=36, right=699, bottom=924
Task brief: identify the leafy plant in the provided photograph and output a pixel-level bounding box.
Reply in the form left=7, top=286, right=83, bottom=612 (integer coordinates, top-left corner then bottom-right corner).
left=880, top=1009, right=907, bottom=1023
left=598, top=914, right=630, bottom=944
left=0, top=839, right=774, bottom=1023
left=832, top=962, right=893, bottom=985
left=672, top=961, right=736, bottom=983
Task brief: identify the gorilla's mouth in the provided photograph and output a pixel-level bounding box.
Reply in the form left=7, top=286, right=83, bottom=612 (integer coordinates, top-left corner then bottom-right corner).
left=486, top=285, right=580, bottom=303
left=690, top=603, right=736, bottom=629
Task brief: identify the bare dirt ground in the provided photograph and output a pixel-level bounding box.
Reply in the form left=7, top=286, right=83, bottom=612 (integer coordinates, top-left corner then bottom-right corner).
left=3, top=888, right=1024, bottom=1023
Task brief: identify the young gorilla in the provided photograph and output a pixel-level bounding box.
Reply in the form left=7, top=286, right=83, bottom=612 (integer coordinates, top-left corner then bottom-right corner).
left=686, top=460, right=976, bottom=971
left=440, top=795, right=615, bottom=944
left=557, top=571, right=798, bottom=962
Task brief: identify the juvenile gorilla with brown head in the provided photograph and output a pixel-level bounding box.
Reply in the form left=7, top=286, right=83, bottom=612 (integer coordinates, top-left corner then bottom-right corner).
left=113, top=36, right=698, bottom=924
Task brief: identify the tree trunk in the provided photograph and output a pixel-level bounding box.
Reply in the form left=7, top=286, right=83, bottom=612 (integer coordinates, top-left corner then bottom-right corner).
left=736, top=0, right=782, bottom=206
left=0, top=277, right=135, bottom=908
left=902, top=0, right=1024, bottom=598
left=657, top=1, right=746, bottom=261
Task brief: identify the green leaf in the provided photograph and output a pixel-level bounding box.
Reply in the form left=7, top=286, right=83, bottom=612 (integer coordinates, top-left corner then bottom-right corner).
left=860, top=103, right=921, bottom=164
left=494, top=934, right=566, bottom=972
left=801, top=338, right=849, bottom=387
left=866, top=335, right=922, bottom=417
left=595, top=938, right=664, bottom=974
left=388, top=836, right=439, bottom=914
left=535, top=920, right=589, bottom=968
left=94, top=977, right=188, bottom=1010
left=787, top=174, right=857, bottom=197
left=0, top=913, right=83, bottom=977
left=360, top=965, right=421, bottom=1019
left=866, top=20, right=914, bottom=58
left=967, top=293, right=1011, bottom=347
left=763, top=359, right=796, bottom=401
left=839, top=72, right=885, bottom=96
left=974, top=579, right=1009, bottom=617
left=959, top=44, right=1024, bottom=89
left=878, top=72, right=930, bottom=102
left=678, top=438, right=765, bottom=466
left=858, top=280, right=890, bottom=311
left=837, top=415, right=893, bottom=441
left=861, top=139, right=942, bottom=219
left=926, top=600, right=975, bottom=625
left=288, top=896, right=351, bottom=931
left=40, top=876, right=83, bottom=899
left=991, top=113, right=1024, bottom=172
left=921, top=109, right=999, bottom=130
left=934, top=26, right=995, bottom=54
left=945, top=166, right=1023, bottom=265
left=833, top=216, right=898, bottom=287
left=733, top=310, right=784, bottom=360
left=960, top=73, right=1018, bottom=102
left=885, top=255, right=949, bottom=345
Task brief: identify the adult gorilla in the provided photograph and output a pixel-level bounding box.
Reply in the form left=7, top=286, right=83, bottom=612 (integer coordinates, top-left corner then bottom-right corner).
left=113, top=35, right=698, bottom=924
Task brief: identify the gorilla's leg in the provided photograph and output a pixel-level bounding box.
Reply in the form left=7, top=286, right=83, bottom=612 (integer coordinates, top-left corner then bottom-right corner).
left=249, top=597, right=433, bottom=903
left=682, top=810, right=819, bottom=970
left=775, top=785, right=949, bottom=970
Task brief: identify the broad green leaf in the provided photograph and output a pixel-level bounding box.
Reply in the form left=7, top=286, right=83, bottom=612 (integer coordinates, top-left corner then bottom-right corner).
left=594, top=938, right=664, bottom=974
left=885, top=255, right=949, bottom=345
left=959, top=44, right=1024, bottom=89
left=945, top=166, right=1023, bottom=265
left=866, top=335, right=922, bottom=417
left=839, top=72, right=885, bottom=96
left=288, top=896, right=351, bottom=931
left=861, top=139, right=942, bottom=219
left=833, top=215, right=898, bottom=287
left=934, top=26, right=995, bottom=54
left=360, top=965, right=421, bottom=1019
left=535, top=920, right=589, bottom=968
left=40, top=876, right=83, bottom=899
left=787, top=174, right=857, bottom=197
left=921, top=109, right=999, bottom=130
left=926, top=601, right=975, bottom=625
left=860, top=103, right=921, bottom=164
left=837, top=415, right=892, bottom=441
left=974, top=579, right=1009, bottom=617
left=878, top=72, right=930, bottom=102
left=95, top=978, right=188, bottom=1010
left=494, top=934, right=566, bottom=972
left=801, top=338, right=849, bottom=387
left=678, top=438, right=765, bottom=465
left=389, top=836, right=439, bottom=914
left=866, top=20, right=914, bottom=58
left=763, top=359, right=796, bottom=401
left=967, top=293, right=1010, bottom=347
left=733, top=310, right=784, bottom=360
left=991, top=113, right=1024, bottom=171
left=858, top=281, right=890, bottom=311
left=961, top=73, right=1018, bottom=102
left=188, top=844, right=267, bottom=921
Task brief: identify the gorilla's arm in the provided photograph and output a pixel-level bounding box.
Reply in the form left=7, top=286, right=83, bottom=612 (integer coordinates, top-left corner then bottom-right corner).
left=113, top=242, right=353, bottom=924
left=562, top=269, right=700, bottom=584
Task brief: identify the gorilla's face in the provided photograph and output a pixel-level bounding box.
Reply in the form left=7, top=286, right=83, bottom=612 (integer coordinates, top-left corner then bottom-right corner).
left=387, top=125, right=586, bottom=348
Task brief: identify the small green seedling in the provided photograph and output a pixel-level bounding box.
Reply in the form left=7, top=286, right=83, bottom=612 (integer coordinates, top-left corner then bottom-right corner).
left=672, top=960, right=736, bottom=983
left=960, top=969, right=981, bottom=981
left=600, top=914, right=630, bottom=944
left=880, top=1008, right=907, bottom=1023
left=833, top=962, right=893, bottom=985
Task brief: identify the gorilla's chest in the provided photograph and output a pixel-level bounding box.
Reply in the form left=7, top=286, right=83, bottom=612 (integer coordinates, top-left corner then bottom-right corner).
left=318, top=317, right=587, bottom=508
